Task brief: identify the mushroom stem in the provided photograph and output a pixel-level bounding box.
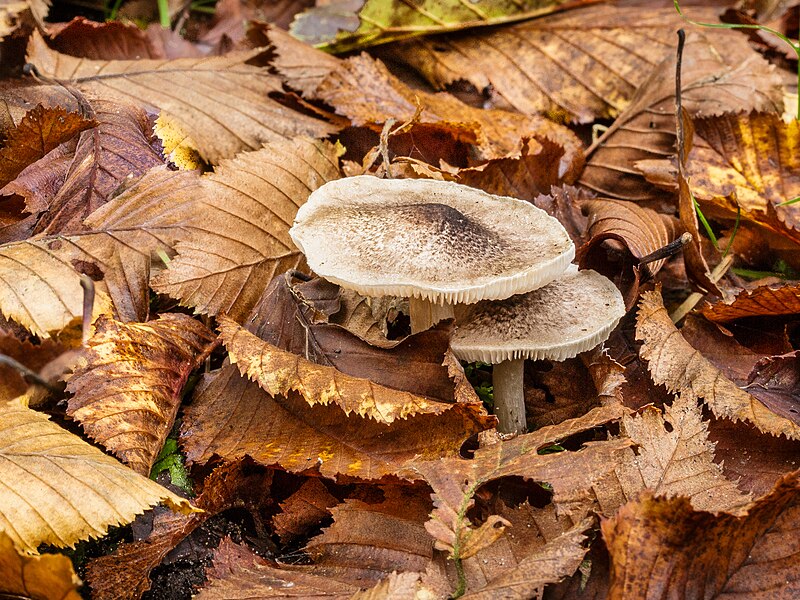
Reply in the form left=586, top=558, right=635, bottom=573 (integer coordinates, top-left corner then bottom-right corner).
left=492, top=359, right=526, bottom=434
left=408, top=297, right=454, bottom=333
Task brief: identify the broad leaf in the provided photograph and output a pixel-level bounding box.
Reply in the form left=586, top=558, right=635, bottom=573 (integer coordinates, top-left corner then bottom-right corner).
left=703, top=282, right=800, bottom=322
left=0, top=531, right=80, bottom=599
left=272, top=478, right=339, bottom=542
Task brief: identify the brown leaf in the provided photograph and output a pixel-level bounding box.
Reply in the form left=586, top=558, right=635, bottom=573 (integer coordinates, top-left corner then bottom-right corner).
left=26, top=32, right=335, bottom=163
left=180, top=364, right=492, bottom=480
left=702, top=281, right=800, bottom=322
left=65, top=314, right=216, bottom=475
left=0, top=330, right=64, bottom=402
left=272, top=478, right=339, bottom=543
left=579, top=199, right=679, bottom=308
left=0, top=397, right=195, bottom=553
left=220, top=316, right=484, bottom=424
left=313, top=53, right=583, bottom=163
left=34, top=100, right=164, bottom=234
left=636, top=289, right=800, bottom=439
left=392, top=4, right=703, bottom=123
left=0, top=1, right=30, bottom=39
left=0, top=530, right=81, bottom=600
left=580, top=30, right=784, bottom=202
left=151, top=138, right=342, bottom=319
left=86, top=460, right=271, bottom=600
left=602, top=470, right=800, bottom=599
left=531, top=185, right=590, bottom=246
left=0, top=104, right=94, bottom=188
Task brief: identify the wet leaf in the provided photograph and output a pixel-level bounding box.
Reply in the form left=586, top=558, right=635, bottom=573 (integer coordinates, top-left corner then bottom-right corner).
left=65, top=314, right=216, bottom=475
left=291, top=0, right=572, bottom=52
left=151, top=138, right=342, bottom=319
left=180, top=364, right=492, bottom=480
left=0, top=530, right=81, bottom=600
left=602, top=470, right=800, bottom=599
left=636, top=289, right=800, bottom=439
left=26, top=32, right=336, bottom=163
left=580, top=30, right=783, bottom=202
left=0, top=397, right=195, bottom=554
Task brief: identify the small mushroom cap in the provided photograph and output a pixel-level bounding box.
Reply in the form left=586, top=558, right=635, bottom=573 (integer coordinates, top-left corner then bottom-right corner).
left=289, top=176, right=575, bottom=304
left=450, top=269, right=626, bottom=363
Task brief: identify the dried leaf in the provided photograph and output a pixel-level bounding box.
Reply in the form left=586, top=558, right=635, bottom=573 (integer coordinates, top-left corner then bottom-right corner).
left=0, top=330, right=64, bottom=402
left=151, top=138, right=342, bottom=319
left=35, top=100, right=164, bottom=234
left=180, top=364, right=492, bottom=480
left=273, top=478, right=339, bottom=542
left=26, top=32, right=335, bottom=163
left=636, top=290, right=800, bottom=439
left=702, top=282, right=800, bottom=322
left=393, top=5, right=704, bottom=123
left=2, top=141, right=74, bottom=220
left=352, top=572, right=427, bottom=600
left=291, top=0, right=572, bottom=52
left=65, top=314, right=216, bottom=475
left=0, top=104, right=94, bottom=188
left=1, top=1, right=29, bottom=39
left=86, top=461, right=271, bottom=600
left=0, top=398, right=195, bottom=553
left=313, top=53, right=582, bottom=162
left=0, top=530, right=81, bottom=600
left=602, top=470, right=800, bottom=599
left=220, top=315, right=482, bottom=423
left=581, top=30, right=784, bottom=202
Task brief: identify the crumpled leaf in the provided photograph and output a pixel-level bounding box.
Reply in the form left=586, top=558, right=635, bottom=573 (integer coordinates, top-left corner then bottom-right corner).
left=0, top=104, right=94, bottom=188
left=151, top=138, right=342, bottom=319
left=312, top=53, right=583, bottom=163
left=0, top=330, right=64, bottom=402
left=220, top=315, right=483, bottom=423
left=602, top=470, right=800, bottom=599
left=580, top=30, right=784, bottom=202
left=272, top=478, right=339, bottom=542
left=636, top=289, right=800, bottom=439
left=392, top=5, right=710, bottom=123
left=579, top=199, right=679, bottom=308
left=34, top=100, right=164, bottom=234
left=290, top=0, right=571, bottom=53
left=26, top=31, right=335, bottom=163
left=702, top=281, right=800, bottom=322
left=86, top=460, right=271, bottom=600
left=0, top=397, right=195, bottom=554
left=0, top=530, right=81, bottom=599
left=180, top=364, right=492, bottom=480
left=65, top=314, right=216, bottom=475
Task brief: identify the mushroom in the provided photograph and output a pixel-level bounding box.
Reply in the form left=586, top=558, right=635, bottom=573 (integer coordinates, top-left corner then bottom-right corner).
left=450, top=268, right=626, bottom=434
left=289, top=176, right=575, bottom=333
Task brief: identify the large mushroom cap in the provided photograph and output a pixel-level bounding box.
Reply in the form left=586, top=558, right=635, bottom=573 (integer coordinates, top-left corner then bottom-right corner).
left=289, top=176, right=575, bottom=304
left=450, top=269, right=626, bottom=363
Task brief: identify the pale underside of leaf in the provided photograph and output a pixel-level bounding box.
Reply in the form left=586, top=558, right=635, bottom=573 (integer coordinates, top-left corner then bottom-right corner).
left=0, top=398, right=195, bottom=553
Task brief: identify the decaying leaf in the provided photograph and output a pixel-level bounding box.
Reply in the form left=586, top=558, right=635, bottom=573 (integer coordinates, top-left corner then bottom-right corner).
left=65, top=314, right=216, bottom=475
left=703, top=281, right=800, bottom=322
left=602, top=470, right=800, bottom=599
left=272, top=478, right=339, bottom=543
left=0, top=330, right=64, bottom=402
left=393, top=5, right=706, bottom=123
left=26, top=32, right=335, bottom=163
left=0, top=397, right=195, bottom=554
left=636, top=290, right=800, bottom=439
left=291, top=0, right=572, bottom=52
left=151, top=138, right=342, bottom=319
left=86, top=460, right=271, bottom=600
left=580, top=30, right=784, bottom=202
left=180, top=364, right=492, bottom=480
left=220, top=315, right=482, bottom=423
left=0, top=530, right=81, bottom=599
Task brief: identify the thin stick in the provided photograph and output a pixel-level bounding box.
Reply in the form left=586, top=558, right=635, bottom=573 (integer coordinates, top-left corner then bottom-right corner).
left=638, top=232, right=693, bottom=267
left=669, top=255, right=733, bottom=323
left=80, top=275, right=95, bottom=345
left=0, top=354, right=60, bottom=392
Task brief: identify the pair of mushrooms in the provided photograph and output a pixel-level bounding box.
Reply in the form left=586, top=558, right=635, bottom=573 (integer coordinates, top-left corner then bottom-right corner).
left=290, top=176, right=625, bottom=434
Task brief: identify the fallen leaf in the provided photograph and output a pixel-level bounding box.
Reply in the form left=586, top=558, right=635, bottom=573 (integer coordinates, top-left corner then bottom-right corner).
left=636, top=289, right=800, bottom=439
left=47, top=16, right=177, bottom=60
left=1, top=1, right=29, bottom=39
left=313, top=53, right=583, bottom=163
left=26, top=31, right=336, bottom=163
left=180, top=364, right=492, bottom=480
left=352, top=572, right=428, bottom=600
left=602, top=470, right=800, bottom=599
left=291, top=0, right=572, bottom=52
left=65, top=314, right=216, bottom=475
left=0, top=397, right=195, bottom=554
left=85, top=460, right=271, bottom=600
left=0, top=530, right=81, bottom=600
left=0, top=330, right=64, bottom=402
left=392, top=5, right=706, bottom=123
left=702, top=281, right=800, bottom=322
left=0, top=104, right=94, bottom=188
left=272, top=478, right=339, bottom=542
left=151, top=138, right=342, bottom=319
left=220, top=315, right=483, bottom=423
left=580, top=30, right=784, bottom=202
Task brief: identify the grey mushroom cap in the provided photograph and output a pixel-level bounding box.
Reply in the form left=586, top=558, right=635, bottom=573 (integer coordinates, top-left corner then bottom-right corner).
left=450, top=269, right=626, bottom=363
left=289, top=176, right=575, bottom=305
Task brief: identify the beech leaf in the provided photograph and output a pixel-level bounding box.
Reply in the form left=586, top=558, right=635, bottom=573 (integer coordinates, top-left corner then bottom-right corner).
left=702, top=282, right=800, bottom=322
left=0, top=530, right=81, bottom=599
